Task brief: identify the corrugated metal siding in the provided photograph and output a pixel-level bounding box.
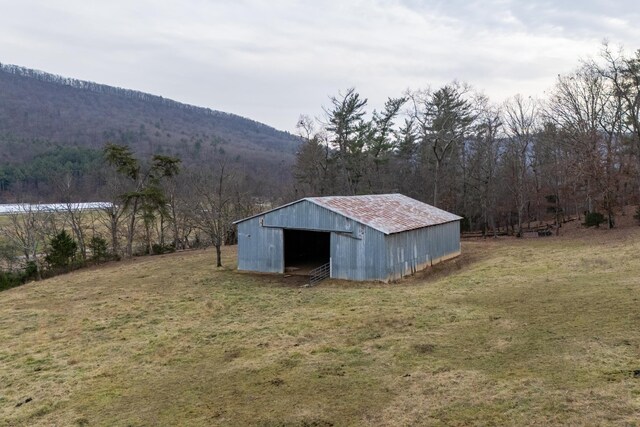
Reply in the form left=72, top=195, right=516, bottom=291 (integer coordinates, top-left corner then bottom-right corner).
left=331, top=225, right=387, bottom=281
left=262, top=200, right=356, bottom=235
left=237, top=200, right=359, bottom=274
left=237, top=219, right=284, bottom=273
left=384, top=221, right=461, bottom=281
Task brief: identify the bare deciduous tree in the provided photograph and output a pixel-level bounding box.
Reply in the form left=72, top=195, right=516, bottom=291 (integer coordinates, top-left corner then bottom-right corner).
left=187, top=161, right=240, bottom=267
left=503, top=94, right=538, bottom=235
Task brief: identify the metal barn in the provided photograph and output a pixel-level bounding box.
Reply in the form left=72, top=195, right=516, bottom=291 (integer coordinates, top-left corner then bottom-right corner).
left=233, top=194, right=462, bottom=282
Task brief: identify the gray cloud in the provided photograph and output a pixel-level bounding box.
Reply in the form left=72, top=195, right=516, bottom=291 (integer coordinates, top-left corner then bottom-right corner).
left=0, top=0, right=638, bottom=131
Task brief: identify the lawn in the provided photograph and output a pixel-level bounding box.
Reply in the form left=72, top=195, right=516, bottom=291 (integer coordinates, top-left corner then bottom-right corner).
left=1, top=226, right=640, bottom=426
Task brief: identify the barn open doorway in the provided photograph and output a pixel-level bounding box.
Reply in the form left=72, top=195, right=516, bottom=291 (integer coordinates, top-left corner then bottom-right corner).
left=283, top=229, right=330, bottom=275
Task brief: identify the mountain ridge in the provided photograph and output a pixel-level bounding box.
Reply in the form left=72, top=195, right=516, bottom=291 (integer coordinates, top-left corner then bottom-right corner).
left=0, top=62, right=300, bottom=196
left=0, top=62, right=288, bottom=136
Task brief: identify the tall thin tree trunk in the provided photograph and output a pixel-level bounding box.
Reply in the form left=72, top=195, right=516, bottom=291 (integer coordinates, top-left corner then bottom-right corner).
left=171, top=203, right=180, bottom=250
left=110, top=212, right=119, bottom=257
left=127, top=199, right=138, bottom=258
left=433, top=160, right=440, bottom=206
left=215, top=243, right=222, bottom=267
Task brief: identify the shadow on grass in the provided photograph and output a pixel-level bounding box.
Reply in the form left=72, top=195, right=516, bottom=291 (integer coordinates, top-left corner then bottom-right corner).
left=399, top=244, right=490, bottom=286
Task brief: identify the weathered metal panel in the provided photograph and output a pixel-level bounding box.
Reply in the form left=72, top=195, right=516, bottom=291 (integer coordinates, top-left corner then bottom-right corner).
left=262, top=200, right=357, bottom=236
left=384, top=221, right=461, bottom=281
left=237, top=217, right=284, bottom=273
left=331, top=225, right=386, bottom=281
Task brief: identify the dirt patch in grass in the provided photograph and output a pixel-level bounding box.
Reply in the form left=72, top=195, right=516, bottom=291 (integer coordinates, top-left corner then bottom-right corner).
left=412, top=343, right=436, bottom=354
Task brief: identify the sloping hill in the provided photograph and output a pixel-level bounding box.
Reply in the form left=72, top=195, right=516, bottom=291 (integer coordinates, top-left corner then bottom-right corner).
left=0, top=63, right=300, bottom=191
left=2, top=227, right=640, bottom=425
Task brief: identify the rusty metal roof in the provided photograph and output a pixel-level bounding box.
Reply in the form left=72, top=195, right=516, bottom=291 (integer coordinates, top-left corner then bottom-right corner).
left=233, top=193, right=461, bottom=234
left=308, top=194, right=461, bottom=234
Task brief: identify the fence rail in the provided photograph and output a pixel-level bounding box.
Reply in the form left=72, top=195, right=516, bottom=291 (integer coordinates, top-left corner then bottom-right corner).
left=309, top=262, right=330, bottom=286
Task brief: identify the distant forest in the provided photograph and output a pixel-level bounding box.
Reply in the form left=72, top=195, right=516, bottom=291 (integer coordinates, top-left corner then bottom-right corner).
left=293, top=44, right=640, bottom=233
left=0, top=63, right=300, bottom=200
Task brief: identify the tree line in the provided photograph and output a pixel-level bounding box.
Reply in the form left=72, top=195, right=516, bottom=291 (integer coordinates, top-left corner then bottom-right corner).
left=292, top=45, right=640, bottom=234
left=0, top=143, right=255, bottom=290
left=1, top=62, right=242, bottom=118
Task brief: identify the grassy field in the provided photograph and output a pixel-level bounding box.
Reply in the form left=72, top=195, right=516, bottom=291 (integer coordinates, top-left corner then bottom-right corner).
left=1, top=225, right=640, bottom=426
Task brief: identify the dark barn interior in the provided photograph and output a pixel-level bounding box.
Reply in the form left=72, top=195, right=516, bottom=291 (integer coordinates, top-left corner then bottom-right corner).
left=283, top=229, right=330, bottom=273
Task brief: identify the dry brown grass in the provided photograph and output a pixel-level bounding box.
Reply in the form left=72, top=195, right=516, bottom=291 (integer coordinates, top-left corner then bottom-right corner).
left=2, top=228, right=640, bottom=426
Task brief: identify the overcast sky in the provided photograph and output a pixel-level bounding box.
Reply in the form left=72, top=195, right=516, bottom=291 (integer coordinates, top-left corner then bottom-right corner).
left=1, top=0, right=639, bottom=132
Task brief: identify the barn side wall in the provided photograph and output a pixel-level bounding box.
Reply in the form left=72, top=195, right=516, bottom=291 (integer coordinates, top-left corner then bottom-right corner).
left=237, top=219, right=284, bottom=273
left=384, top=220, right=461, bottom=281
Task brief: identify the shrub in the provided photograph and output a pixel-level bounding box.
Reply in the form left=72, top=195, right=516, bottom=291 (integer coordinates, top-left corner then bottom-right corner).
left=0, top=271, right=23, bottom=291
left=151, top=243, right=175, bottom=255
left=45, top=230, right=78, bottom=270
left=88, top=236, right=109, bottom=262
left=584, top=211, right=606, bottom=228
left=24, top=261, right=38, bottom=280
left=0, top=261, right=39, bottom=292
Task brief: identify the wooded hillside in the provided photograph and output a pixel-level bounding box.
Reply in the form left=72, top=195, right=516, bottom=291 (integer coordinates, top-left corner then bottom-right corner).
left=0, top=63, right=300, bottom=199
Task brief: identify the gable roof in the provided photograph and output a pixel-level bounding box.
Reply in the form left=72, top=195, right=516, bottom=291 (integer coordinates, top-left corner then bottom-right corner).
left=234, top=193, right=461, bottom=235
left=307, top=194, right=461, bottom=234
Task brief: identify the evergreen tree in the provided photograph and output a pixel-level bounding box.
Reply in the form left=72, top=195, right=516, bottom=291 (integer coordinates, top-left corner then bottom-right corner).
left=45, top=230, right=77, bottom=270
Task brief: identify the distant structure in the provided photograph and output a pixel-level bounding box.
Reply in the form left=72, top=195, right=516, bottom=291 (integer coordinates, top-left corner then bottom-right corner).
left=0, top=202, right=112, bottom=215
left=234, top=194, right=461, bottom=282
